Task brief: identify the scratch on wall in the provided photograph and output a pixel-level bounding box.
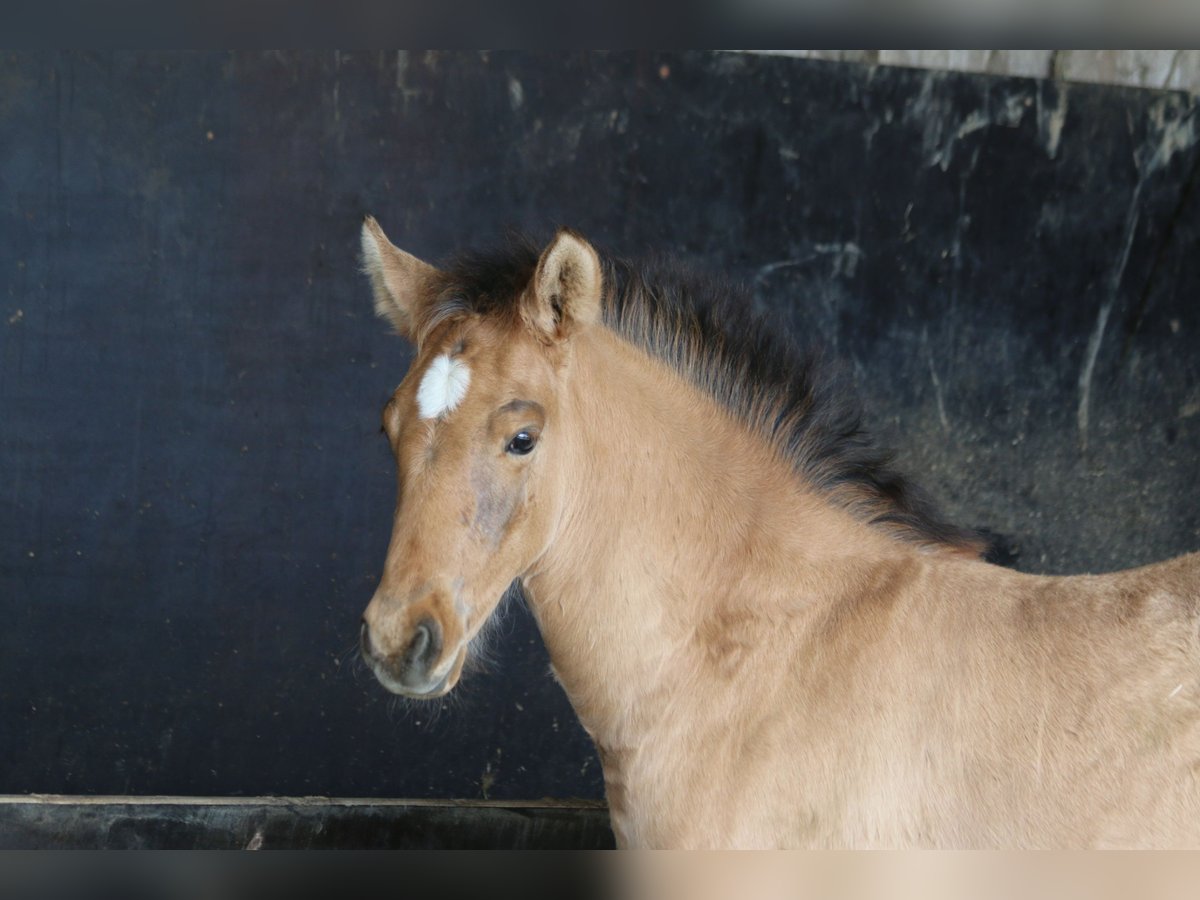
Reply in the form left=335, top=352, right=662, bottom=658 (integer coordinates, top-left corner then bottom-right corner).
left=1137, top=95, right=1198, bottom=175
left=1036, top=81, right=1070, bottom=160
left=923, top=329, right=951, bottom=433
left=814, top=242, right=864, bottom=279
left=1077, top=187, right=1141, bottom=451
left=755, top=243, right=864, bottom=284
left=393, top=50, right=425, bottom=112
left=914, top=72, right=1031, bottom=172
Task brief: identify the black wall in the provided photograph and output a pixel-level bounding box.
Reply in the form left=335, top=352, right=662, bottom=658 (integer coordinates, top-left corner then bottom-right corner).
left=1, top=51, right=1197, bottom=800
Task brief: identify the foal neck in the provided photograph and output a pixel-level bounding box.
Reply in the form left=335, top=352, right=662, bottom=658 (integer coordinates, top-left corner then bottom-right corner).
left=522, top=326, right=914, bottom=733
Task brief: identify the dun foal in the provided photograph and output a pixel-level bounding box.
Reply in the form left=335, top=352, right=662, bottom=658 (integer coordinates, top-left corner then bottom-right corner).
left=357, top=218, right=1200, bottom=848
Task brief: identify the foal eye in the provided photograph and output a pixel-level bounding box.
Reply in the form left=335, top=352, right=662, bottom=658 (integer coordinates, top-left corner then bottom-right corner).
left=506, top=431, right=537, bottom=455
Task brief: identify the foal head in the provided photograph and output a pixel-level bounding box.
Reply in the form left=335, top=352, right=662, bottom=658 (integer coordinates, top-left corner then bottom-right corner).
left=357, top=217, right=602, bottom=699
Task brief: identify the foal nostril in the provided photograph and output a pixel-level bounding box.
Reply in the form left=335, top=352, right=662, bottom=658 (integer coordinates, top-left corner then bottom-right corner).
left=404, top=617, right=442, bottom=678
left=361, top=613, right=444, bottom=689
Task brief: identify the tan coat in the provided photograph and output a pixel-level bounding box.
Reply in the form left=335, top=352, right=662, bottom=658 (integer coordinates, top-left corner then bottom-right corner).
left=358, top=219, right=1200, bottom=848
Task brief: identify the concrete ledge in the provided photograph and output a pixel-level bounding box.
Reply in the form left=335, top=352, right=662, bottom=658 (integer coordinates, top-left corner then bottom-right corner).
left=0, top=795, right=615, bottom=849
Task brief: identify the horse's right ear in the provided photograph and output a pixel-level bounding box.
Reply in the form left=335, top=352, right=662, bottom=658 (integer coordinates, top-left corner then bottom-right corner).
left=360, top=216, right=441, bottom=341
left=523, top=228, right=603, bottom=342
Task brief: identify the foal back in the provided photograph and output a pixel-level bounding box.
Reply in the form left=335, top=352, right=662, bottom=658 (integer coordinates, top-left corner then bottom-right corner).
left=819, top=550, right=1200, bottom=847
left=1007, top=551, right=1200, bottom=846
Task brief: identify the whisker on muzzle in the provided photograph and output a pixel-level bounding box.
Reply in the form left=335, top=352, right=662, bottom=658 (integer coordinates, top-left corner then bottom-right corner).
left=337, top=638, right=370, bottom=685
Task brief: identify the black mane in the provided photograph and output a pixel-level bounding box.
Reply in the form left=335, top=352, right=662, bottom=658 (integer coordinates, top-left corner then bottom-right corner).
left=433, top=236, right=983, bottom=556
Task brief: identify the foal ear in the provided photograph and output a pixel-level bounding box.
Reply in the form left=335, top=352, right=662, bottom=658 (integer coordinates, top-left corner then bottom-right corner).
left=523, top=228, right=603, bottom=341
left=360, top=215, right=440, bottom=341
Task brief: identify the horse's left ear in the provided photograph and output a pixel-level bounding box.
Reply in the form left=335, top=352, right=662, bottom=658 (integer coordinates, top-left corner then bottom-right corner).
left=360, top=215, right=441, bottom=342
left=523, top=229, right=602, bottom=341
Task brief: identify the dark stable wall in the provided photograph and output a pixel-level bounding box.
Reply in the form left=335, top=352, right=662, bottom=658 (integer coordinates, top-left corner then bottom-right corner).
left=1, top=51, right=1197, bottom=801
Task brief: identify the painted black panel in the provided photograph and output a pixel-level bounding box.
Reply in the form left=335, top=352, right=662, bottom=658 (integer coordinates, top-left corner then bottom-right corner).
left=1, top=51, right=1197, bottom=800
